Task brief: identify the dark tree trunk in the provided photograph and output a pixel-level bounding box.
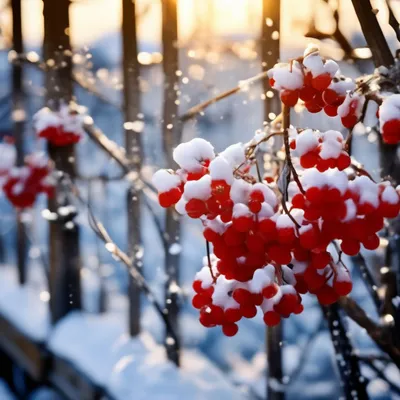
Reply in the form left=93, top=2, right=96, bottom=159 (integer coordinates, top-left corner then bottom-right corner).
left=11, top=0, right=27, bottom=285
left=161, top=0, right=181, bottom=366
left=352, top=0, right=400, bottom=355
left=323, top=305, right=369, bottom=399
left=43, top=0, right=81, bottom=324
left=262, top=1, right=283, bottom=399
left=122, top=0, right=143, bottom=337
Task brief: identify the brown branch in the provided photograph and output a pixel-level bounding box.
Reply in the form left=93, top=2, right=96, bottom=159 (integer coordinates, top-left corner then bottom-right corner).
left=179, top=71, right=269, bottom=122
left=338, top=296, right=400, bottom=368
left=14, top=53, right=121, bottom=109
left=351, top=0, right=394, bottom=68
left=83, top=119, right=130, bottom=172
left=282, top=104, right=304, bottom=194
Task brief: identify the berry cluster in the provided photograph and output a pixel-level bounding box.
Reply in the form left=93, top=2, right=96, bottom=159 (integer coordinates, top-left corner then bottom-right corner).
left=33, top=103, right=85, bottom=146
left=291, top=169, right=399, bottom=257
left=2, top=153, right=54, bottom=208
left=152, top=135, right=400, bottom=336
left=290, top=128, right=350, bottom=171
left=379, top=94, right=400, bottom=144
left=268, top=46, right=367, bottom=128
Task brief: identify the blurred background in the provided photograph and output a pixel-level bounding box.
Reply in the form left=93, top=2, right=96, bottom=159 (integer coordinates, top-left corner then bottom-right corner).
left=0, top=1, right=399, bottom=399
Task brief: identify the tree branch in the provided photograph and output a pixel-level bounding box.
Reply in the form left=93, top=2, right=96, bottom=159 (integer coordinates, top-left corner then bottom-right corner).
left=338, top=296, right=400, bottom=368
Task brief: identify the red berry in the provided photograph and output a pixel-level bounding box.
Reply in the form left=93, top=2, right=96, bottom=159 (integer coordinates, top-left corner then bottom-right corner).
left=280, top=90, right=299, bottom=107
left=262, top=283, right=278, bottom=299
left=336, top=153, right=351, bottom=170
left=248, top=200, right=262, bottom=213
left=300, top=152, right=319, bottom=168
left=222, top=323, right=239, bottom=336
left=316, top=285, right=339, bottom=305
left=322, top=88, right=339, bottom=105
left=311, top=73, right=332, bottom=91
left=341, top=239, right=360, bottom=256
left=305, top=101, right=323, bottom=114
left=225, top=308, right=242, bottom=323
left=341, top=114, right=358, bottom=129
left=186, top=198, right=207, bottom=218
left=263, top=311, right=281, bottom=326
left=333, top=278, right=352, bottom=296
left=233, top=288, right=253, bottom=305
left=299, top=86, right=317, bottom=102
left=324, top=105, right=338, bottom=117
left=240, top=304, right=257, bottom=319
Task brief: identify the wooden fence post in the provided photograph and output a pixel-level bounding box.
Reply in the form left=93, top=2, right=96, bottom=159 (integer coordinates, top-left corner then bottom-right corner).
left=43, top=0, right=81, bottom=323
left=261, top=1, right=283, bottom=399
left=161, top=0, right=181, bottom=366
left=121, top=0, right=143, bottom=336
left=11, top=0, right=27, bottom=285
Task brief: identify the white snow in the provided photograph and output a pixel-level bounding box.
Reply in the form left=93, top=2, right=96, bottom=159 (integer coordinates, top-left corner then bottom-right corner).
left=212, top=275, right=240, bottom=310
left=0, top=143, right=16, bottom=173
left=219, top=143, right=246, bottom=168
left=337, top=92, right=365, bottom=118
left=248, top=266, right=274, bottom=293
left=230, top=179, right=252, bottom=204
left=232, top=203, right=252, bottom=218
left=329, top=78, right=356, bottom=95
left=342, top=199, right=357, bottom=222
left=48, top=311, right=244, bottom=400
left=295, top=129, right=319, bottom=156
left=0, top=265, right=50, bottom=342
left=258, top=203, right=274, bottom=219
left=183, top=174, right=212, bottom=200
left=173, top=139, right=215, bottom=172
left=0, top=380, right=15, bottom=400
left=152, top=169, right=181, bottom=192
left=303, top=46, right=338, bottom=77
left=251, top=183, right=278, bottom=208
left=268, top=61, right=304, bottom=91
left=381, top=185, right=399, bottom=204
left=379, top=94, right=400, bottom=125
left=209, top=156, right=234, bottom=184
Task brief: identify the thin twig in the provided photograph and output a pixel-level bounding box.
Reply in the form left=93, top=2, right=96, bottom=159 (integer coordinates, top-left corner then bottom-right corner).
left=338, top=296, right=400, bottom=368
left=66, top=175, right=180, bottom=348
left=179, top=71, right=269, bottom=122
left=353, top=253, right=381, bottom=311
left=14, top=54, right=121, bottom=109
left=282, top=104, right=304, bottom=194
left=206, top=240, right=216, bottom=283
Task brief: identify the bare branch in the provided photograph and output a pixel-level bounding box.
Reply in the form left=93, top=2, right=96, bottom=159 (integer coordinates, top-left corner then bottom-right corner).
left=83, top=119, right=130, bottom=172
left=338, top=296, right=400, bottom=368
left=179, top=71, right=269, bottom=122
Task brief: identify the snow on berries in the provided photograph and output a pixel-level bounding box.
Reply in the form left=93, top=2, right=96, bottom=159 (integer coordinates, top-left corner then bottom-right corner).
left=268, top=45, right=341, bottom=113
left=1, top=153, right=54, bottom=208
left=33, top=103, right=86, bottom=146
left=290, top=129, right=350, bottom=171
left=337, top=92, right=365, bottom=129
left=378, top=94, right=400, bottom=144
left=153, top=134, right=400, bottom=337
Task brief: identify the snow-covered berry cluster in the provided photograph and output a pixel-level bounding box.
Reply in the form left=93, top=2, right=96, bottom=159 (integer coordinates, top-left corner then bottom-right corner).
left=2, top=153, right=54, bottom=208
left=152, top=136, right=400, bottom=336
left=378, top=94, right=400, bottom=144
left=291, top=170, right=399, bottom=256
left=268, top=46, right=368, bottom=128
left=33, top=103, right=86, bottom=146
left=290, top=128, right=350, bottom=171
